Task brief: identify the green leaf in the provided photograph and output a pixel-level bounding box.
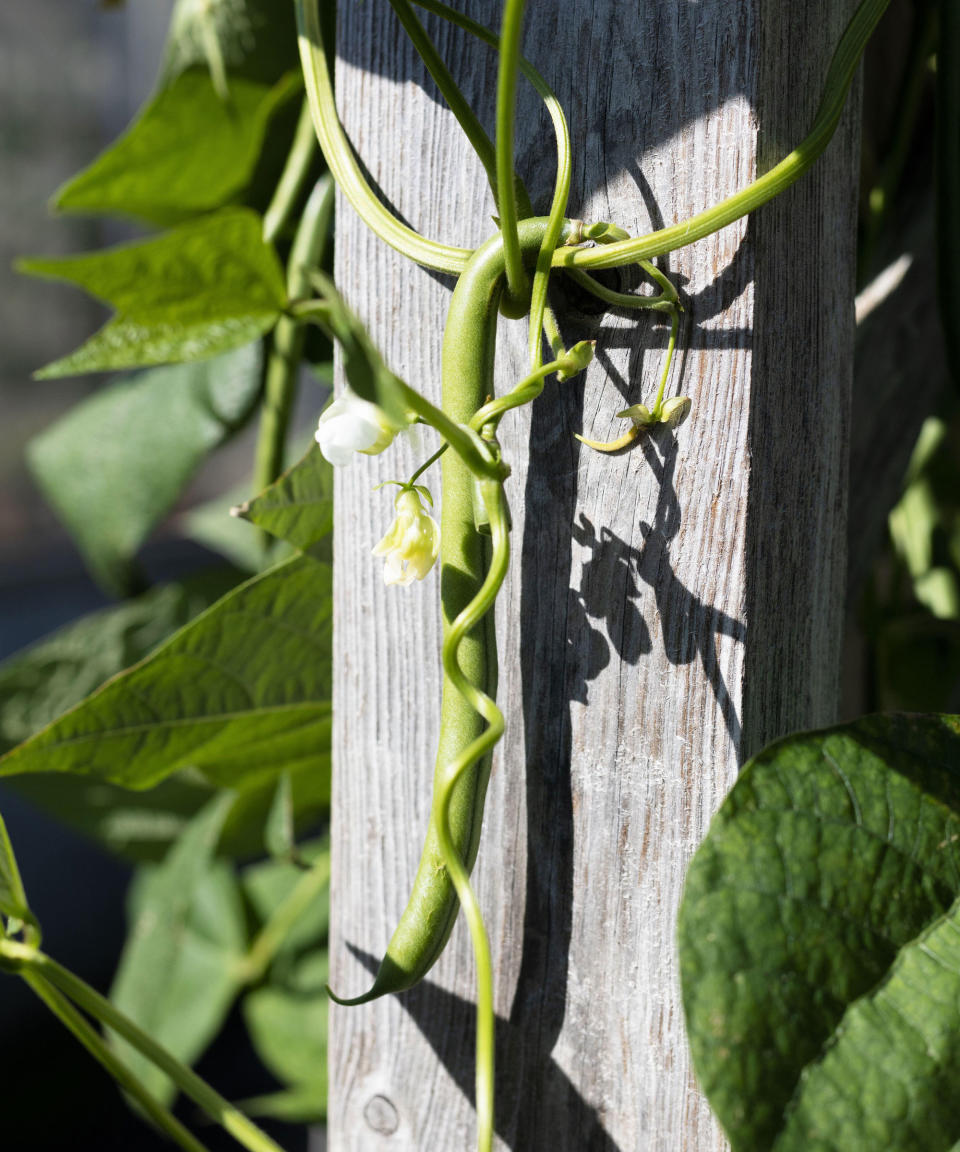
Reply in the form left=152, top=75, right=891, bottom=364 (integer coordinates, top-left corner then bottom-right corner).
left=28, top=344, right=264, bottom=595
left=161, top=0, right=299, bottom=88
left=679, top=713, right=960, bottom=1152
left=182, top=428, right=321, bottom=572
left=241, top=1081, right=328, bottom=1124
left=773, top=895, right=960, bottom=1150
left=54, top=70, right=301, bottom=225
left=242, top=951, right=328, bottom=1120
left=0, top=556, right=332, bottom=791
left=0, top=573, right=239, bottom=757
left=19, top=209, right=287, bottom=377
left=111, top=796, right=246, bottom=1104
left=233, top=443, right=333, bottom=557
left=0, top=573, right=330, bottom=861
left=181, top=482, right=281, bottom=574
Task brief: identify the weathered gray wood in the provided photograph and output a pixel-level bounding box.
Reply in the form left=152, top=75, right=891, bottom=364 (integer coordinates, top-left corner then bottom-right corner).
left=330, top=2, right=860, bottom=1148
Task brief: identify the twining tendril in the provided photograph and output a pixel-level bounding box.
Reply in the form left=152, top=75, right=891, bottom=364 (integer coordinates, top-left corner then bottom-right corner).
left=434, top=476, right=510, bottom=1152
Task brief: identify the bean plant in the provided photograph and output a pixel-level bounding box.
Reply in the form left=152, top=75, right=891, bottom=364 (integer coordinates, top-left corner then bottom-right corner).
left=1, top=0, right=958, bottom=1150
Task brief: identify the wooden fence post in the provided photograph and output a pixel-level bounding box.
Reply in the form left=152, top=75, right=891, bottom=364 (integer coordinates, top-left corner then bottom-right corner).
left=329, top=0, right=860, bottom=1147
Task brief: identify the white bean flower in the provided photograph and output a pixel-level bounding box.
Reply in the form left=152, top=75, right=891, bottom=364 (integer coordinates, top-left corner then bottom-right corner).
left=315, top=388, right=405, bottom=467
left=372, top=487, right=439, bottom=586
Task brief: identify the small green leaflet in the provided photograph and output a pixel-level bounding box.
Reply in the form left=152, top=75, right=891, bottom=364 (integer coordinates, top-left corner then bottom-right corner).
left=54, top=70, right=302, bottom=226
left=161, top=0, right=299, bottom=88
left=0, top=556, right=331, bottom=791
left=679, top=713, right=960, bottom=1152
left=19, top=209, right=287, bottom=377
left=28, top=344, right=263, bottom=595
left=234, top=443, right=333, bottom=557
left=110, top=796, right=246, bottom=1105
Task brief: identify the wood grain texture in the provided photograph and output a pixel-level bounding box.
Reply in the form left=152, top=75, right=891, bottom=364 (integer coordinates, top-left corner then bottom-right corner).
left=329, top=2, right=860, bottom=1147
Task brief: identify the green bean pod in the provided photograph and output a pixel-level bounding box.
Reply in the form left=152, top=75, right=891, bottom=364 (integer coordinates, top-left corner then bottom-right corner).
left=330, top=219, right=573, bottom=1005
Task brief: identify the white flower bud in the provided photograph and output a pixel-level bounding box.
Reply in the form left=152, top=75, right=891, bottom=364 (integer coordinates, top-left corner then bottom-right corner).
left=315, top=389, right=404, bottom=467
left=372, top=489, right=439, bottom=586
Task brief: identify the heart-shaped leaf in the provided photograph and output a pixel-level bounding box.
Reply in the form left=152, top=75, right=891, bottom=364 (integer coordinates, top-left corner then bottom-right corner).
left=19, top=208, right=286, bottom=377
left=54, top=70, right=301, bottom=225
left=0, top=556, right=331, bottom=792
left=679, top=713, right=960, bottom=1151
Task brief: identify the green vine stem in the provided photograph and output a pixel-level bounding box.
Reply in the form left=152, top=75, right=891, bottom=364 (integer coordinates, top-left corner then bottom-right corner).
left=22, top=970, right=212, bottom=1152
left=239, top=845, right=331, bottom=985
left=565, top=262, right=679, bottom=312
left=263, top=98, right=320, bottom=245
left=253, top=175, right=334, bottom=500
left=470, top=341, right=594, bottom=432
left=554, top=0, right=892, bottom=271
left=434, top=476, right=511, bottom=1152
left=411, top=0, right=570, bottom=357
left=296, top=0, right=471, bottom=274
left=0, top=942, right=287, bottom=1152
left=495, top=0, right=531, bottom=315
left=525, top=65, right=571, bottom=369
left=387, top=0, right=503, bottom=210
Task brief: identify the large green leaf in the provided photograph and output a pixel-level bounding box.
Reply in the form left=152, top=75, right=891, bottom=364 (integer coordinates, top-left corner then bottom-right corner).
left=233, top=443, right=333, bottom=556
left=0, top=574, right=238, bottom=757
left=111, top=796, right=247, bottom=1104
left=161, top=0, right=299, bottom=88
left=28, top=344, right=264, bottom=595
left=774, top=895, right=960, bottom=1149
left=0, top=556, right=332, bottom=791
left=54, top=70, right=301, bottom=225
left=679, top=713, right=960, bottom=1152
left=0, top=573, right=330, bottom=861
left=19, top=209, right=286, bottom=378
